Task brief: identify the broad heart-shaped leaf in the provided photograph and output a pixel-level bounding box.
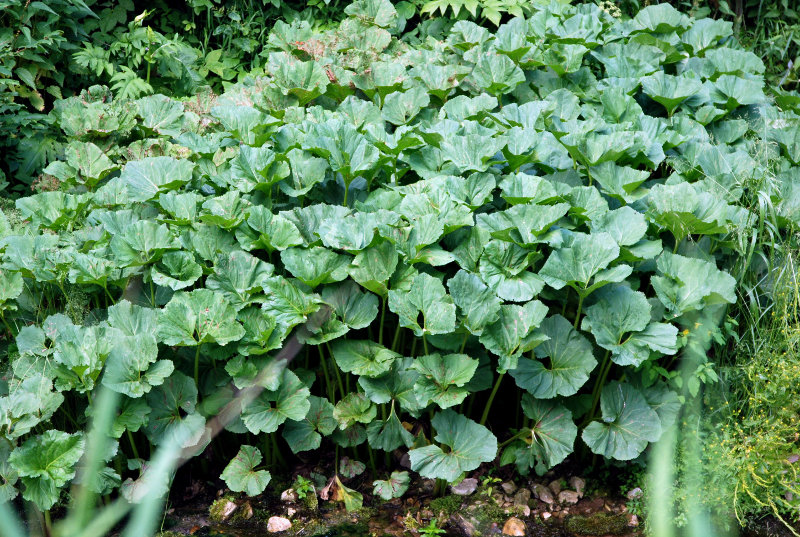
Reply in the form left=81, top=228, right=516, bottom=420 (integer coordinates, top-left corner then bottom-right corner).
left=349, top=241, right=399, bottom=296
left=480, top=301, right=549, bottom=373
left=471, top=53, right=525, bottom=96
left=409, top=410, right=497, bottom=482
left=331, top=340, right=400, bottom=378
left=157, top=289, right=245, bottom=346
left=510, top=315, right=597, bottom=399
left=322, top=281, right=379, bottom=330
left=359, top=358, right=421, bottom=412
left=242, top=369, right=311, bottom=434
left=582, top=285, right=678, bottom=366
left=280, top=148, right=329, bottom=198
left=646, top=183, right=731, bottom=244
left=229, top=145, right=282, bottom=193
left=447, top=270, right=501, bottom=336
left=52, top=324, right=114, bottom=393
left=0, top=438, right=19, bottom=502
left=136, top=94, right=184, bottom=137
left=102, top=335, right=174, bottom=398
left=382, top=87, right=430, bottom=126
left=388, top=273, right=456, bottom=337
left=439, top=134, right=505, bottom=173
left=65, top=141, right=117, bottom=186
left=589, top=207, right=647, bottom=247
left=242, top=205, right=304, bottom=252
left=150, top=251, right=202, bottom=291
left=261, top=276, right=323, bottom=330
left=0, top=269, right=23, bottom=307
left=334, top=393, right=378, bottom=430
left=206, top=250, right=274, bottom=310
left=280, top=247, right=350, bottom=289
left=107, top=300, right=158, bottom=337
left=582, top=382, right=662, bottom=461
left=282, top=396, right=337, bottom=453
left=651, top=252, right=736, bottom=318
left=367, top=407, right=414, bottom=451
left=478, top=240, right=544, bottom=302
left=511, top=395, right=577, bottom=476
left=200, top=191, right=252, bottom=229
left=145, top=371, right=206, bottom=447
left=641, top=73, right=702, bottom=116
left=269, top=53, right=329, bottom=105
left=220, top=445, right=271, bottom=497
left=709, top=75, right=766, bottom=109
left=373, top=470, right=410, bottom=500
left=538, top=232, right=621, bottom=295
left=9, top=430, right=85, bottom=510
left=306, top=119, right=380, bottom=179
left=411, top=353, right=479, bottom=409
left=110, top=220, right=180, bottom=267
left=121, top=156, right=194, bottom=202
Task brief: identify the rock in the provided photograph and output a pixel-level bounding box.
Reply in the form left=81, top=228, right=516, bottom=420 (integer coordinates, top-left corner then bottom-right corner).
left=267, top=516, right=292, bottom=533
left=513, top=488, right=531, bottom=507
left=575, top=498, right=604, bottom=515
left=521, top=505, right=531, bottom=517
left=548, top=479, right=562, bottom=495
left=558, top=490, right=580, bottom=505
left=239, top=501, right=254, bottom=520
left=280, top=488, right=298, bottom=503
left=286, top=507, right=297, bottom=518
left=451, top=477, right=479, bottom=496
left=531, top=484, right=555, bottom=505
left=626, top=487, right=643, bottom=500
left=208, top=497, right=237, bottom=522
left=628, top=514, right=639, bottom=527
left=541, top=512, right=552, bottom=521
left=569, top=476, right=586, bottom=497
left=449, top=513, right=477, bottom=537
left=501, top=481, right=518, bottom=495
left=502, top=517, right=526, bottom=536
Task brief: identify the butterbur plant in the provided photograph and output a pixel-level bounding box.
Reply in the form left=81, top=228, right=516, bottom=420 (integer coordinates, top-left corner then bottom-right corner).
left=1, top=0, right=798, bottom=522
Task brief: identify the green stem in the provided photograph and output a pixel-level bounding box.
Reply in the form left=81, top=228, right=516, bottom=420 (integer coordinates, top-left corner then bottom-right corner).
left=0, top=312, right=14, bottom=337
left=319, top=345, right=334, bottom=402
left=391, top=323, right=402, bottom=353
left=459, top=332, right=468, bottom=354
left=327, top=343, right=346, bottom=399
left=193, top=344, right=202, bottom=388
left=378, top=296, right=386, bottom=346
left=498, top=428, right=529, bottom=449
left=480, top=372, right=505, bottom=426
left=102, top=284, right=116, bottom=305
left=422, top=334, right=429, bottom=356
left=574, top=291, right=585, bottom=330
left=585, top=351, right=612, bottom=426
left=126, top=429, right=140, bottom=460
left=44, top=510, right=52, bottom=535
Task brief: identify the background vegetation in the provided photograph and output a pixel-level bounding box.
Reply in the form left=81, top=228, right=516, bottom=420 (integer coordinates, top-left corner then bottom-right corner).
left=1, top=1, right=800, bottom=536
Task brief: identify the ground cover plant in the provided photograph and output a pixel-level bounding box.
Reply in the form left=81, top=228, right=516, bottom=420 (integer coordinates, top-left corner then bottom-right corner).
left=2, top=0, right=800, bottom=532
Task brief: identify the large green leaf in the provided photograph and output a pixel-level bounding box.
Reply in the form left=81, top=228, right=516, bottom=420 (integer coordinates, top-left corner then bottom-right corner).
left=539, top=232, right=624, bottom=296
left=331, top=340, right=400, bottom=378
left=509, top=396, right=577, bottom=476
left=220, top=445, right=271, bottom=496
left=411, top=353, right=479, bottom=409
left=408, top=410, right=497, bottom=481
left=157, top=289, right=245, bottom=346
left=388, top=273, right=456, bottom=337
left=651, top=252, right=736, bottom=318
left=121, top=156, right=194, bottom=202
left=581, top=382, right=662, bottom=460
left=9, top=430, right=85, bottom=510
left=510, top=315, right=596, bottom=398
left=447, top=270, right=501, bottom=336
left=242, top=369, right=311, bottom=434
left=480, top=301, right=549, bottom=372
left=282, top=396, right=337, bottom=453
left=582, top=285, right=677, bottom=366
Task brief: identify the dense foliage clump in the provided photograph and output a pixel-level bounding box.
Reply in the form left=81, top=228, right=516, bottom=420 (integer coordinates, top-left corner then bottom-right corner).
left=1, top=0, right=799, bottom=524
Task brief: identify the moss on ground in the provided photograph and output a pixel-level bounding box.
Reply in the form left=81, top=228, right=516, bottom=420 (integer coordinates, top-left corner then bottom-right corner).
left=565, top=513, right=628, bottom=535
left=429, top=494, right=463, bottom=516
